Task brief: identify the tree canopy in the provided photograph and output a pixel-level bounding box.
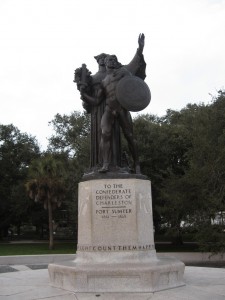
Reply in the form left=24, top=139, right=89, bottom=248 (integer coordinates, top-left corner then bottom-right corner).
left=132, top=91, right=225, bottom=248
left=0, top=124, right=40, bottom=238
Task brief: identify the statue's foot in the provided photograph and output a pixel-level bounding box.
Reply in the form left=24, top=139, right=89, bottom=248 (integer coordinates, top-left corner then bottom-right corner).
left=98, top=164, right=109, bottom=173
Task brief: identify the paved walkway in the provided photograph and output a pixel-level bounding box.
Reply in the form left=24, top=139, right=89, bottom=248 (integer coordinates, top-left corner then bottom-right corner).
left=0, top=264, right=48, bottom=274
left=0, top=266, right=225, bottom=299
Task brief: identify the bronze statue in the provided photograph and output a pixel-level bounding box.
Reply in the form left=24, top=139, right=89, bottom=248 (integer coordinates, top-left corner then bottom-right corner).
left=74, top=34, right=150, bottom=176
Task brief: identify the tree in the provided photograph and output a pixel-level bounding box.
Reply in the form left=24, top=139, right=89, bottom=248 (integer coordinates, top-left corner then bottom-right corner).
left=182, top=92, right=225, bottom=251
left=153, top=91, right=225, bottom=248
left=48, top=111, right=90, bottom=161
left=0, top=124, right=40, bottom=239
left=47, top=111, right=92, bottom=240
left=133, top=113, right=191, bottom=236
left=26, top=155, right=67, bottom=249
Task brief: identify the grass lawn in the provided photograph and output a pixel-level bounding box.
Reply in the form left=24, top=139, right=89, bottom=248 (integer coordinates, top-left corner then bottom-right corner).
left=0, top=242, right=76, bottom=256
left=0, top=241, right=199, bottom=256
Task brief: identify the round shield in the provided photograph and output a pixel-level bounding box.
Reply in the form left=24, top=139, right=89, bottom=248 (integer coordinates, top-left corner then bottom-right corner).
left=116, top=76, right=151, bottom=112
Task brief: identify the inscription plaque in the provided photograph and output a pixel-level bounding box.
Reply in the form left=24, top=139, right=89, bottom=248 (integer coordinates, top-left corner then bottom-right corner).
left=92, top=181, right=136, bottom=244
left=93, top=182, right=134, bottom=220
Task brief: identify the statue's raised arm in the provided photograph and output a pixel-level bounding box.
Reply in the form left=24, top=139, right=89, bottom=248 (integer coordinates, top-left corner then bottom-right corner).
left=125, top=33, right=146, bottom=80
left=138, top=33, right=145, bottom=54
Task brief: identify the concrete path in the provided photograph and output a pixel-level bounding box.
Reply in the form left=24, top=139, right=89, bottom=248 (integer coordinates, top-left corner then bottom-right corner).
left=0, top=266, right=225, bottom=299
left=0, top=264, right=48, bottom=274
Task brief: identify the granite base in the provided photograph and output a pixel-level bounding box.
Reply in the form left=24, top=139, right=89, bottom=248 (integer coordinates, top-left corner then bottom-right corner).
left=48, top=255, right=185, bottom=292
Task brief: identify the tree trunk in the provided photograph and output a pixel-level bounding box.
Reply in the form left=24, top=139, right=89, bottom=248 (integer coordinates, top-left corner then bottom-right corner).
left=48, top=198, right=54, bottom=250
left=16, top=225, right=21, bottom=238
left=171, top=224, right=183, bottom=246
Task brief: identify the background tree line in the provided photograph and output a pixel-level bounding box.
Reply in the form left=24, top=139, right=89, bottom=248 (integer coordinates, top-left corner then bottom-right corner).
left=1, top=91, right=225, bottom=252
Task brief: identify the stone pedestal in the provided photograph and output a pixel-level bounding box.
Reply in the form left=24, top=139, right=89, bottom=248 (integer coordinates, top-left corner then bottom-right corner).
left=49, top=178, right=185, bottom=292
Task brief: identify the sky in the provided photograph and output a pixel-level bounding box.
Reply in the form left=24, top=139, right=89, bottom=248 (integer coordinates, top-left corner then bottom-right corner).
left=0, top=0, right=225, bottom=150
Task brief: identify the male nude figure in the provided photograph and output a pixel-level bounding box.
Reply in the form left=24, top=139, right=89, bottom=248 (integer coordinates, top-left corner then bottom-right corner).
left=95, top=55, right=139, bottom=173
left=81, top=34, right=145, bottom=174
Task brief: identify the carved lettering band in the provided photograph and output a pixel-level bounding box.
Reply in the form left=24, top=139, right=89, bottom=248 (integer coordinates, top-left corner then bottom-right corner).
left=77, top=244, right=155, bottom=252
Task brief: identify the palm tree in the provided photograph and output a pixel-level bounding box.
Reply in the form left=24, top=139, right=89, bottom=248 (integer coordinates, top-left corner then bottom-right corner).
left=26, top=155, right=66, bottom=249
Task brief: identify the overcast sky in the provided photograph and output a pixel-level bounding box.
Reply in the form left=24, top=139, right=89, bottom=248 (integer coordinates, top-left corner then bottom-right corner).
left=0, top=0, right=225, bottom=150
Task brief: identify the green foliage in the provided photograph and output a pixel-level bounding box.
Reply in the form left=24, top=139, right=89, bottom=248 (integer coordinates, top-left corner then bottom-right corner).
left=134, top=91, right=225, bottom=249
left=26, top=155, right=67, bottom=210
left=133, top=113, right=192, bottom=234
left=195, top=224, right=225, bottom=254
left=48, top=111, right=90, bottom=161
left=47, top=112, right=92, bottom=241
left=0, top=124, right=40, bottom=238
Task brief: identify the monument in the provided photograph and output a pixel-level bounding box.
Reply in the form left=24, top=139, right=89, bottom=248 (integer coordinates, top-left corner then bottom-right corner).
left=48, top=34, right=185, bottom=292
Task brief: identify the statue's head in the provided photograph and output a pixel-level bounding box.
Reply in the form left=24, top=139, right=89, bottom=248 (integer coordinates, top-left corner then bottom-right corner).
left=105, top=55, right=122, bottom=69
left=94, top=53, right=109, bottom=66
